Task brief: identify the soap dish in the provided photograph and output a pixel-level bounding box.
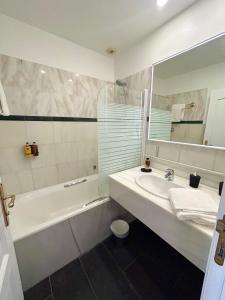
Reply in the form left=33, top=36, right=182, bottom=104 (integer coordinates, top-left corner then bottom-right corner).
left=141, top=168, right=152, bottom=173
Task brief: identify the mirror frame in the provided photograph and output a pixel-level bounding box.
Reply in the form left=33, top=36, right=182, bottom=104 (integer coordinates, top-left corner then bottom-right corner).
left=148, top=32, right=225, bottom=151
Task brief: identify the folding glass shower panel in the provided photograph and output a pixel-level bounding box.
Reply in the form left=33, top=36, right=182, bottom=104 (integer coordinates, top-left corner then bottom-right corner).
left=149, top=108, right=172, bottom=141
left=97, top=83, right=145, bottom=196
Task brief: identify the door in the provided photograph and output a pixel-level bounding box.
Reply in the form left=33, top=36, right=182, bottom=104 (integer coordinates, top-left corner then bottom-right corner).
left=0, top=183, right=24, bottom=300
left=201, top=181, right=225, bottom=299
left=204, top=89, right=225, bottom=147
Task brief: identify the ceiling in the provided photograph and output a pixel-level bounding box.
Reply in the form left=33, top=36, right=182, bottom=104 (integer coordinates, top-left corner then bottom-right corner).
left=0, top=0, right=198, bottom=55
left=155, top=34, right=225, bottom=79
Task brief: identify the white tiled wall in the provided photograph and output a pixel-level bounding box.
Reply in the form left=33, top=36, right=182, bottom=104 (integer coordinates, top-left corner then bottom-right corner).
left=0, top=121, right=98, bottom=194
left=146, top=141, right=225, bottom=188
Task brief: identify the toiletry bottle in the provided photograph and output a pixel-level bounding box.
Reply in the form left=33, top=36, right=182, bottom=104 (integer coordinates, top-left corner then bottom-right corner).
left=24, top=142, right=32, bottom=157
left=31, top=142, right=39, bottom=156
left=145, top=157, right=150, bottom=170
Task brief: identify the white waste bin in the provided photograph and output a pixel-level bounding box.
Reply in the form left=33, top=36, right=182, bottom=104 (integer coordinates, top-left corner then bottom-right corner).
left=110, top=219, right=129, bottom=240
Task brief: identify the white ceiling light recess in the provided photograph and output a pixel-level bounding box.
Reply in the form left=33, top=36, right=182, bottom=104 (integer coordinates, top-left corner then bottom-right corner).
left=157, top=0, right=168, bottom=8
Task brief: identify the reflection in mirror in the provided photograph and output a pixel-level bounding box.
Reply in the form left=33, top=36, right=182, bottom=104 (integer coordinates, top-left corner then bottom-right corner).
left=149, top=34, right=225, bottom=149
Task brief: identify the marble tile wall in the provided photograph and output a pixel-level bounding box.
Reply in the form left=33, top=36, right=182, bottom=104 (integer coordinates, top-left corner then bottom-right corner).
left=122, top=67, right=152, bottom=106
left=171, top=124, right=205, bottom=145
left=0, top=121, right=98, bottom=194
left=153, top=89, right=208, bottom=121
left=167, top=89, right=208, bottom=121
left=152, top=94, right=171, bottom=111
left=152, top=89, right=208, bottom=144
left=0, top=54, right=107, bottom=117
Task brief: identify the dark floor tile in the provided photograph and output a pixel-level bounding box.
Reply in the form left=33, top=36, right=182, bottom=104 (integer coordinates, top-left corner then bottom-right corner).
left=125, top=229, right=204, bottom=300
left=171, top=263, right=204, bottom=300
left=123, top=220, right=202, bottom=299
left=44, top=297, right=53, bottom=300
left=138, top=255, right=179, bottom=297
left=103, top=234, right=140, bottom=270
left=103, top=220, right=152, bottom=270
left=126, top=260, right=169, bottom=300
left=24, top=278, right=51, bottom=300
left=81, top=243, right=139, bottom=300
left=50, top=259, right=95, bottom=300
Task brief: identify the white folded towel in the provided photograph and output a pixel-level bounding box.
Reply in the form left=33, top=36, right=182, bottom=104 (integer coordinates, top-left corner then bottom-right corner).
left=0, top=80, right=10, bottom=116
left=175, top=211, right=217, bottom=226
left=171, top=104, right=185, bottom=122
left=169, top=188, right=218, bottom=227
left=169, top=188, right=218, bottom=213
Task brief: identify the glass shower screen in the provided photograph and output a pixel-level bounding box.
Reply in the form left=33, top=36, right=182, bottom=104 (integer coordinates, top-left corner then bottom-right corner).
left=97, top=82, right=147, bottom=196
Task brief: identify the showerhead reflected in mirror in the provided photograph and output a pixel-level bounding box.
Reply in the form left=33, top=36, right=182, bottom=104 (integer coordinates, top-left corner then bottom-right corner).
left=148, top=34, right=225, bottom=149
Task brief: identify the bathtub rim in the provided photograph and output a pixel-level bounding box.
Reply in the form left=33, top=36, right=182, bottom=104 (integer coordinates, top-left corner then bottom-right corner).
left=15, top=174, right=99, bottom=201
left=9, top=174, right=110, bottom=242
left=11, top=196, right=110, bottom=243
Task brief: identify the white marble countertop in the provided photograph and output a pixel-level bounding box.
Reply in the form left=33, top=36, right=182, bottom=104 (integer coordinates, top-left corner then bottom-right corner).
left=110, top=166, right=220, bottom=239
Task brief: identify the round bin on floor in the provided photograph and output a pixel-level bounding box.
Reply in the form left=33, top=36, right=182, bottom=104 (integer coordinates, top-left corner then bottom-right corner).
left=110, top=220, right=129, bottom=245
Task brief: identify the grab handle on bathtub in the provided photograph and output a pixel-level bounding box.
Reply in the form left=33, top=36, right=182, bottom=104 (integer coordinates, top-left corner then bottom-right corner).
left=64, top=178, right=87, bottom=188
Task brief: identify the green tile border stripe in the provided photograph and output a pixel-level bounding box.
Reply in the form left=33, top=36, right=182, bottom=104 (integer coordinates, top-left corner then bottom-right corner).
left=0, top=115, right=97, bottom=122
left=172, top=120, right=203, bottom=124
left=147, top=117, right=203, bottom=124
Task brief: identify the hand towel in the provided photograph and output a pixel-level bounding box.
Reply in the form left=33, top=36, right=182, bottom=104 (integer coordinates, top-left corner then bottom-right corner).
left=171, top=104, right=185, bottom=122
left=0, top=80, right=10, bottom=116
left=168, top=188, right=218, bottom=214
left=168, top=188, right=219, bottom=227
left=175, top=210, right=217, bottom=226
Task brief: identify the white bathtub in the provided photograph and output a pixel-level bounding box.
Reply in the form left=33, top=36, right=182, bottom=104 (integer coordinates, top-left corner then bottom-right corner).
left=10, top=174, right=109, bottom=242
left=9, top=174, right=125, bottom=290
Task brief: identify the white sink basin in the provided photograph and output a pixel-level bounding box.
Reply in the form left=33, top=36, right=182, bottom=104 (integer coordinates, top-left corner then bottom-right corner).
left=135, top=173, right=182, bottom=199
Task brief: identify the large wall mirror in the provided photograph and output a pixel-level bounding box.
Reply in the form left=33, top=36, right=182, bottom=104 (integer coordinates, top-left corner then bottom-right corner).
left=148, top=34, right=225, bottom=149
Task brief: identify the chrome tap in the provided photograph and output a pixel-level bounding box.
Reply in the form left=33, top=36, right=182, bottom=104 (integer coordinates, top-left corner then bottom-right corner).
left=164, top=168, right=174, bottom=181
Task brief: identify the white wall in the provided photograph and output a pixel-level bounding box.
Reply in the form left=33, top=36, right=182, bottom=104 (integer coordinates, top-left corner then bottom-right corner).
left=115, top=0, right=225, bottom=79
left=0, top=14, right=114, bottom=82
left=155, top=61, right=225, bottom=96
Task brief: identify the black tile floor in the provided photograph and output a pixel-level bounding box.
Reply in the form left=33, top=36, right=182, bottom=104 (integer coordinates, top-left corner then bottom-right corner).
left=24, top=220, right=204, bottom=300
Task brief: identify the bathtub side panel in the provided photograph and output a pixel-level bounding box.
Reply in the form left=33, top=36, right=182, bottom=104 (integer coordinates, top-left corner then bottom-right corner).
left=15, top=220, right=80, bottom=291
left=69, top=199, right=124, bottom=254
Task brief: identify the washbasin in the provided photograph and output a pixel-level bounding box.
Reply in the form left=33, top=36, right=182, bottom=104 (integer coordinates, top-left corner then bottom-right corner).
left=135, top=174, right=182, bottom=199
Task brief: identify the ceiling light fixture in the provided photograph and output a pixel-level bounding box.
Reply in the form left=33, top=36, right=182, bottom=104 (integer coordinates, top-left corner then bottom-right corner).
left=75, top=73, right=80, bottom=77
left=106, top=48, right=117, bottom=55
left=157, top=0, right=168, bottom=7
left=40, top=69, right=46, bottom=74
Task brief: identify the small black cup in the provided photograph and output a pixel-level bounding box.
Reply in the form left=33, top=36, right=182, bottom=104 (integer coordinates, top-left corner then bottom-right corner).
left=219, top=181, right=224, bottom=196
left=189, top=174, right=201, bottom=189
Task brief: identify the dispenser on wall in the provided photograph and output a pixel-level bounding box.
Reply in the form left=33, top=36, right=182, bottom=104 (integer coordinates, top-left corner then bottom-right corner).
left=31, top=142, right=39, bottom=156
left=24, top=142, right=32, bottom=158
left=24, top=142, right=39, bottom=157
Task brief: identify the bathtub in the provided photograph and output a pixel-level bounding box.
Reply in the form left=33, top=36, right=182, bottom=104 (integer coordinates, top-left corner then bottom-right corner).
left=9, top=174, right=126, bottom=290
left=10, top=174, right=109, bottom=242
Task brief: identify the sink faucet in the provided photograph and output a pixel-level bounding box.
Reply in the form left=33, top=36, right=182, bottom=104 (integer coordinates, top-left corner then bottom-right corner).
left=164, top=168, right=174, bottom=181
